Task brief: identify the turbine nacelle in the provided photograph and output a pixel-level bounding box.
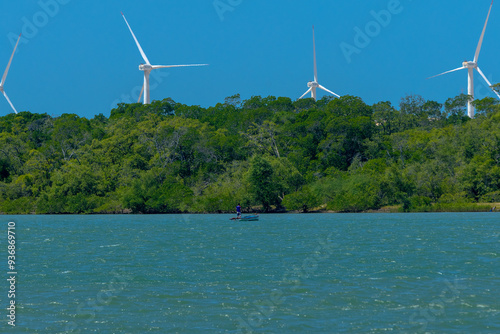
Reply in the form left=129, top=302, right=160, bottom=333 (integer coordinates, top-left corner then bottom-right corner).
left=139, top=64, right=153, bottom=72
left=463, top=61, right=477, bottom=69
left=307, top=81, right=319, bottom=88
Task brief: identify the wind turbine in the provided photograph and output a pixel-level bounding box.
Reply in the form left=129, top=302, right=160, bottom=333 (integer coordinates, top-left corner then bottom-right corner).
left=1, top=33, right=21, bottom=114
left=121, top=12, right=208, bottom=105
left=299, top=26, right=340, bottom=101
left=428, top=1, right=499, bottom=118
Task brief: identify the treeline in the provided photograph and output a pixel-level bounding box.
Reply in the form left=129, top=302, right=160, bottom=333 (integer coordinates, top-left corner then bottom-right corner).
left=1, top=93, right=500, bottom=214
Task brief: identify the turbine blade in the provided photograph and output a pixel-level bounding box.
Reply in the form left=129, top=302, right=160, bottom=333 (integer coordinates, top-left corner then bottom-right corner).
left=151, top=64, right=208, bottom=69
left=474, top=0, right=494, bottom=63
left=2, top=91, right=18, bottom=114
left=121, top=12, right=151, bottom=65
left=299, top=87, right=312, bottom=99
left=137, top=84, right=144, bottom=103
left=476, top=66, right=500, bottom=99
left=1, top=33, right=21, bottom=87
left=427, top=66, right=466, bottom=79
left=318, top=84, right=340, bottom=98
left=313, top=25, right=318, bottom=83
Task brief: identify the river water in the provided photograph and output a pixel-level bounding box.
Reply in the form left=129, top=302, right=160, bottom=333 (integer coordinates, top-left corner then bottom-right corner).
left=2, top=213, right=499, bottom=333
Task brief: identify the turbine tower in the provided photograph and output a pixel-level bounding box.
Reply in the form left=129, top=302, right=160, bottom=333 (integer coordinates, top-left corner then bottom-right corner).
left=428, top=1, right=499, bottom=118
left=299, top=26, right=340, bottom=101
left=121, top=13, right=208, bottom=105
left=1, top=33, right=21, bottom=114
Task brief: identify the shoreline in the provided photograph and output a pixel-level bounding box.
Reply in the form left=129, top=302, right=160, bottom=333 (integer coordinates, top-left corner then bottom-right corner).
left=1, top=204, right=498, bottom=216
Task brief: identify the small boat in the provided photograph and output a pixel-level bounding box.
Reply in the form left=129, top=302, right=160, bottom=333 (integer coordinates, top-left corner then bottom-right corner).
left=230, top=215, right=259, bottom=221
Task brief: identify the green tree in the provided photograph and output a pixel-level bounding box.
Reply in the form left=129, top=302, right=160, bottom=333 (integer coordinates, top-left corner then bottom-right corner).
left=444, top=94, right=470, bottom=124
left=248, top=156, right=277, bottom=211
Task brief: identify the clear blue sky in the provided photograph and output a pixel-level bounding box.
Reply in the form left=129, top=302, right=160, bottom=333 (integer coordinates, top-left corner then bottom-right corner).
left=1, top=0, right=499, bottom=118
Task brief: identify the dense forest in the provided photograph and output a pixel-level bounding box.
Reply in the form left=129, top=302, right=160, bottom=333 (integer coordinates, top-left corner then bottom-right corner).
left=1, top=92, right=500, bottom=214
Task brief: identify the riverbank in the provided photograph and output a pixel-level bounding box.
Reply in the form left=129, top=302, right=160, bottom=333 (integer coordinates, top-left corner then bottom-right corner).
left=3, top=203, right=498, bottom=215
left=287, top=203, right=499, bottom=214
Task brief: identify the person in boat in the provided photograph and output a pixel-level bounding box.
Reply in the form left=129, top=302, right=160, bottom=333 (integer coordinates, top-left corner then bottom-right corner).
left=236, top=203, right=241, bottom=218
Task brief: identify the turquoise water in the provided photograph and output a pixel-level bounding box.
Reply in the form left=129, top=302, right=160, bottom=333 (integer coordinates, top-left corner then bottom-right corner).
left=2, top=213, right=499, bottom=333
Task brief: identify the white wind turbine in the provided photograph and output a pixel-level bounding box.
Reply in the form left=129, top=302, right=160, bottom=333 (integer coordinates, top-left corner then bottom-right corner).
left=121, top=12, right=208, bottom=105
left=299, top=26, right=340, bottom=101
left=428, top=0, right=500, bottom=118
left=1, top=34, right=21, bottom=114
